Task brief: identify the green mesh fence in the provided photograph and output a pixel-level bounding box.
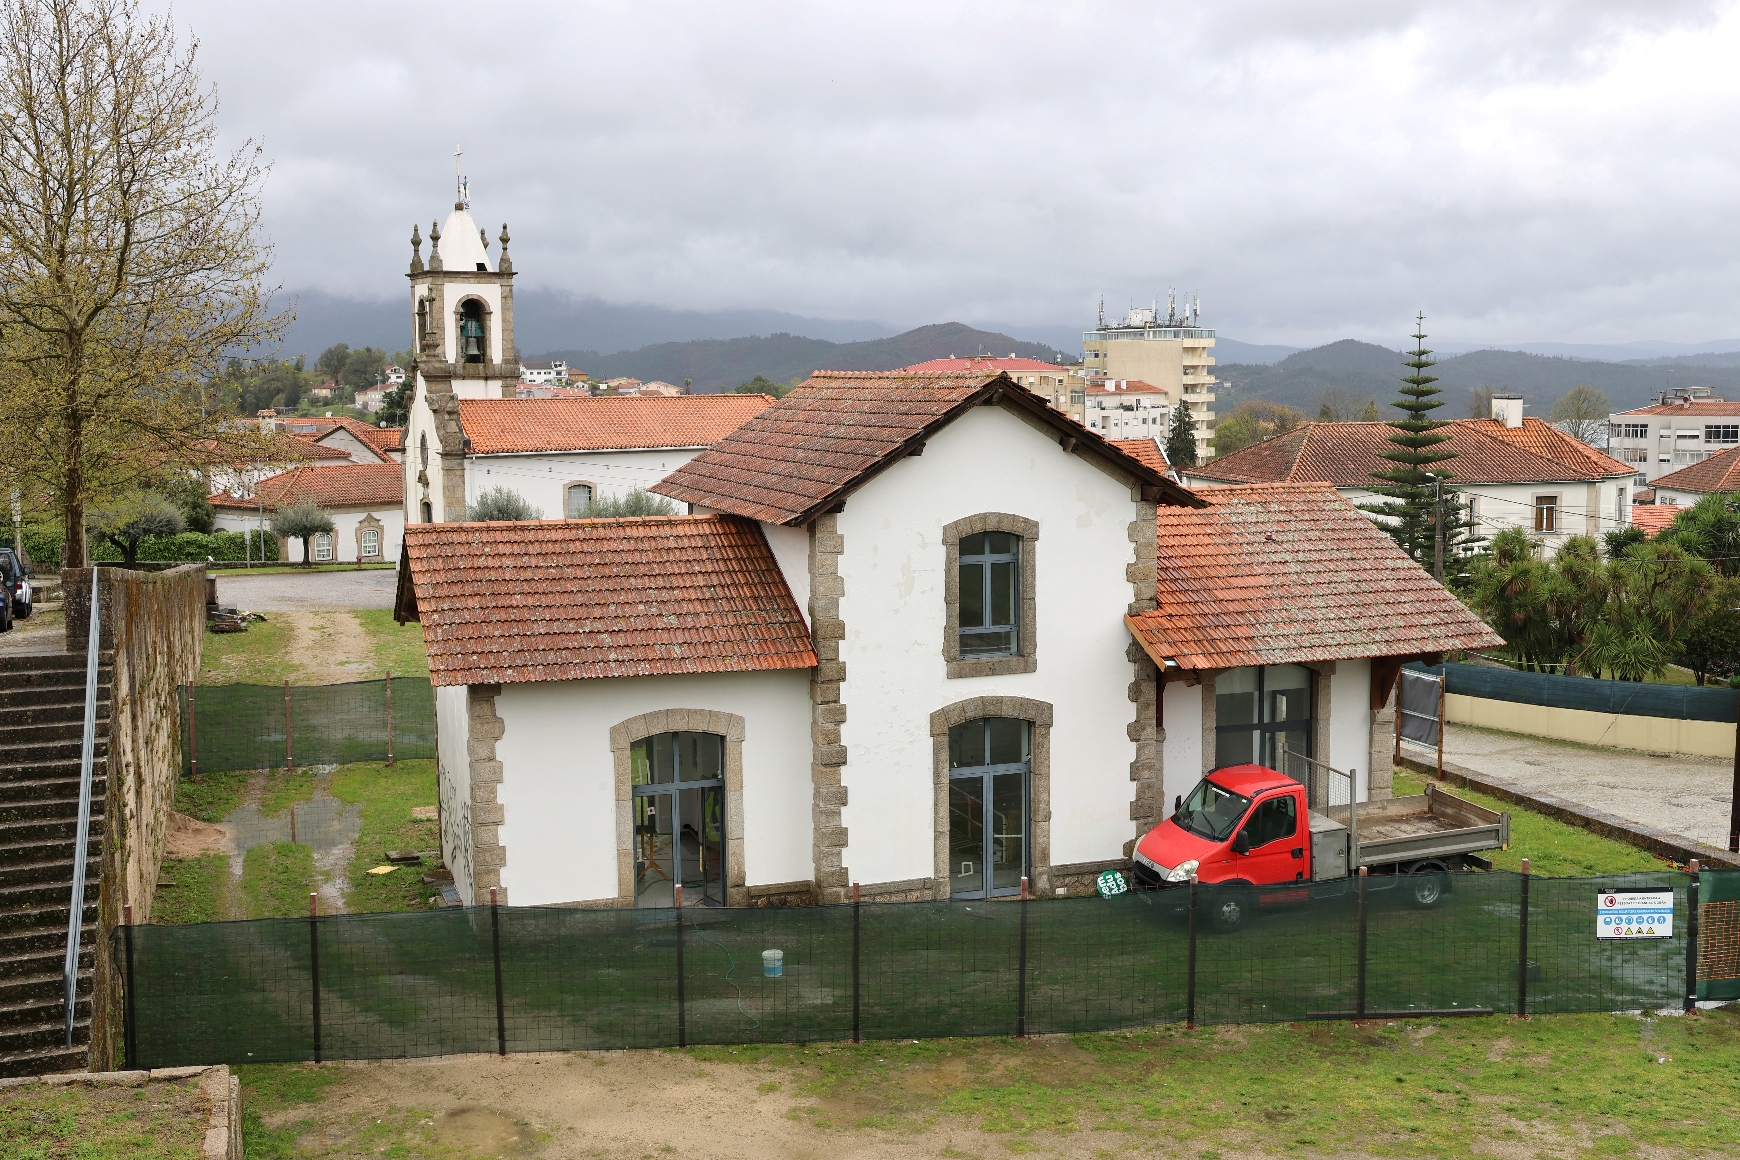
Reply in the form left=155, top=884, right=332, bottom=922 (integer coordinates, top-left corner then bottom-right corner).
left=117, top=870, right=1733, bottom=1069
left=179, top=679, right=436, bottom=774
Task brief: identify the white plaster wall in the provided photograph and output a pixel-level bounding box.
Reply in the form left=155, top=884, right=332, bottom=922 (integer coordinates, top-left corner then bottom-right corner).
left=1160, top=680, right=1203, bottom=822
left=1327, top=659, right=1372, bottom=802
left=271, top=506, right=404, bottom=563
left=761, top=523, right=811, bottom=631
left=465, top=449, right=705, bottom=517
left=435, top=684, right=475, bottom=905
left=834, top=405, right=1143, bottom=883
left=405, top=387, right=443, bottom=522
left=492, top=669, right=814, bottom=907
left=1336, top=482, right=1624, bottom=557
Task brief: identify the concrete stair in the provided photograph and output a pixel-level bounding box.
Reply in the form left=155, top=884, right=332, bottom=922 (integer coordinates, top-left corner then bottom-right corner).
left=0, top=652, right=109, bottom=1077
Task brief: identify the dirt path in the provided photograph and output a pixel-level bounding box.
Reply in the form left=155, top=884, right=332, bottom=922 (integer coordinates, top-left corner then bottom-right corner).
left=286, top=611, right=379, bottom=684
left=221, top=768, right=270, bottom=920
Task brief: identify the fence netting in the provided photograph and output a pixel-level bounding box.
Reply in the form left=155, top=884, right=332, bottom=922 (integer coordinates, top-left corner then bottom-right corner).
left=179, top=678, right=436, bottom=774
left=1409, top=661, right=1739, bottom=722
left=120, top=869, right=1737, bottom=1068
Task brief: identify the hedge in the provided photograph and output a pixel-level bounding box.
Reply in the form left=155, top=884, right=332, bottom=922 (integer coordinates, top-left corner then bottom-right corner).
left=20, top=529, right=278, bottom=566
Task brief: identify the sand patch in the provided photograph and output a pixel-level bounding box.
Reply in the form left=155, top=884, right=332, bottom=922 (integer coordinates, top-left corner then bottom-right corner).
left=286, top=611, right=378, bottom=684
left=164, top=811, right=232, bottom=859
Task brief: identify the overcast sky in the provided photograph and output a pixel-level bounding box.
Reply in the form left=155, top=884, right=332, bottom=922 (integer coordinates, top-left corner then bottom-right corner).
left=158, top=0, right=1740, bottom=348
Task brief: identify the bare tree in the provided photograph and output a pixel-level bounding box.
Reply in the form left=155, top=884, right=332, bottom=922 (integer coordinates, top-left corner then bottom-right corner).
left=0, top=0, right=284, bottom=567
left=1549, top=384, right=1612, bottom=447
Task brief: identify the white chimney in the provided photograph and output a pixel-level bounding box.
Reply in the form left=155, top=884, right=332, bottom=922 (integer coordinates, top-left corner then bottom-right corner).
left=257, top=408, right=277, bottom=433
left=1490, top=394, right=1523, bottom=428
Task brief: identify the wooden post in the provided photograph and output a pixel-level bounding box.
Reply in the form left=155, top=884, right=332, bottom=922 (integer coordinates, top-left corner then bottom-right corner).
left=283, top=678, right=293, bottom=770
left=186, top=684, right=199, bottom=778
left=385, top=672, right=394, bottom=767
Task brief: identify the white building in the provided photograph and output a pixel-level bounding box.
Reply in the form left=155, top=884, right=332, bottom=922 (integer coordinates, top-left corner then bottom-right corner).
left=518, top=359, right=570, bottom=385
left=396, top=369, right=1498, bottom=909
left=1082, top=297, right=1217, bottom=462
left=1082, top=380, right=1173, bottom=441
left=1607, top=388, right=1740, bottom=486
left=1185, top=397, right=1636, bottom=554
left=211, top=463, right=405, bottom=564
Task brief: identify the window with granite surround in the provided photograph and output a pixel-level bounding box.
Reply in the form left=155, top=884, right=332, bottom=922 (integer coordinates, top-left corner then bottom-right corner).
left=942, top=513, right=1038, bottom=678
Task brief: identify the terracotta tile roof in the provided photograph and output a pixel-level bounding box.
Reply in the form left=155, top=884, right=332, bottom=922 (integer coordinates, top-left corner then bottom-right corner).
left=900, top=356, right=1071, bottom=374
left=313, top=417, right=403, bottom=458
left=1652, top=445, right=1740, bottom=494
left=209, top=463, right=404, bottom=510
left=1111, top=437, right=1169, bottom=472
left=1616, top=400, right=1740, bottom=416
left=1191, top=420, right=1619, bottom=487
left=1127, top=483, right=1503, bottom=670
left=1084, top=379, right=1167, bottom=396
left=1629, top=505, right=1679, bottom=537
left=1635, top=487, right=1655, bottom=504
left=456, top=394, right=772, bottom=455
left=655, top=370, right=1199, bottom=525
left=397, top=515, right=817, bottom=687
left=1465, top=417, right=1631, bottom=477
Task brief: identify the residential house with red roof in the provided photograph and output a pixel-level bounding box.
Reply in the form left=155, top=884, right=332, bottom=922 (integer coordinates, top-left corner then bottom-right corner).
left=396, top=368, right=1498, bottom=912
left=212, top=463, right=405, bottom=563
left=1606, top=387, right=1740, bottom=486
left=900, top=357, right=1084, bottom=423
left=307, top=416, right=404, bottom=464
left=1651, top=444, right=1740, bottom=506
left=1184, top=397, right=1635, bottom=554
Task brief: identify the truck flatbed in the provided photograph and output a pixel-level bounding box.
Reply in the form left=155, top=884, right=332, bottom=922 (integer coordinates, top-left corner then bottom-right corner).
left=1314, top=781, right=1508, bottom=874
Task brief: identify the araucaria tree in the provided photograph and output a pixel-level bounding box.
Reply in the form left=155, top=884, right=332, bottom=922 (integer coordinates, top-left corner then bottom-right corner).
left=1365, top=315, right=1458, bottom=569
left=0, top=0, right=284, bottom=568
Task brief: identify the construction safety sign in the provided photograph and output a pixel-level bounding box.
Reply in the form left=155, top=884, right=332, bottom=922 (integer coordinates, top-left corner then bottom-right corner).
left=1596, top=889, right=1674, bottom=940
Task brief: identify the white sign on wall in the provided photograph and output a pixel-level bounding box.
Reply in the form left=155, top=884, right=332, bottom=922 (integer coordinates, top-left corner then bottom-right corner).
left=1596, top=890, right=1674, bottom=940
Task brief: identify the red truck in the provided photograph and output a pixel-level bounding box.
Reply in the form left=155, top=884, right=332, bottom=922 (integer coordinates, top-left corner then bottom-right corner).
left=1130, top=763, right=1510, bottom=931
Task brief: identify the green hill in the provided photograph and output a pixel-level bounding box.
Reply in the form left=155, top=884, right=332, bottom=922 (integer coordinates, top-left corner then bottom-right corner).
left=542, top=323, right=1071, bottom=392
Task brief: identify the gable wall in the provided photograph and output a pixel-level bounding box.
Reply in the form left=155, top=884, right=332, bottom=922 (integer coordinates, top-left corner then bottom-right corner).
left=833, top=404, right=1145, bottom=891
left=466, top=448, right=706, bottom=518
left=315, top=428, right=385, bottom=464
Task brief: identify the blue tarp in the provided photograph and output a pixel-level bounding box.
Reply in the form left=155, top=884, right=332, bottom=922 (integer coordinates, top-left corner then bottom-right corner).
left=1407, top=661, right=1739, bottom=723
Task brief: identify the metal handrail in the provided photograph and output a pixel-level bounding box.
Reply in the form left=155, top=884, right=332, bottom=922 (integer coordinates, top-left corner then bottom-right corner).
left=1281, top=745, right=1360, bottom=869
left=63, top=568, right=99, bottom=1048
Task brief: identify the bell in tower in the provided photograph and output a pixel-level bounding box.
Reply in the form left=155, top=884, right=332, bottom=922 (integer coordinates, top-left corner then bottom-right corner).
left=460, top=299, right=486, bottom=363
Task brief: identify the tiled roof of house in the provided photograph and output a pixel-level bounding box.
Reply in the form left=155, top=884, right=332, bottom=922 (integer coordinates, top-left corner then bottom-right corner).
left=1084, top=379, right=1167, bottom=396
left=1616, top=400, right=1739, bottom=416
left=1465, top=417, right=1631, bottom=477
left=396, top=515, right=817, bottom=687
left=655, top=370, right=1199, bottom=525
left=1192, top=421, right=1619, bottom=487
left=900, top=356, right=1071, bottom=374
left=209, top=463, right=404, bottom=510
left=1629, top=505, right=1679, bottom=537
left=1652, top=445, right=1740, bottom=494
left=1111, top=437, right=1169, bottom=472
left=1127, top=483, right=1503, bottom=670
left=312, top=417, right=403, bottom=458
left=456, top=394, right=772, bottom=455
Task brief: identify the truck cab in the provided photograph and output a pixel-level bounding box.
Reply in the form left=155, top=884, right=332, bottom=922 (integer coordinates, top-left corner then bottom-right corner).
left=1132, top=764, right=1310, bottom=890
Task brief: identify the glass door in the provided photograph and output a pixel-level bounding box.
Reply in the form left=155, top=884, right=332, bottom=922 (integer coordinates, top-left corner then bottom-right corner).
left=631, top=731, right=726, bottom=908
left=946, top=718, right=1030, bottom=900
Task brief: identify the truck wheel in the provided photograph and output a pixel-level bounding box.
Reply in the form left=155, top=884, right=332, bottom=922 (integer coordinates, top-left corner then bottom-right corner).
left=1408, top=867, right=1448, bottom=909
left=1210, top=885, right=1254, bottom=932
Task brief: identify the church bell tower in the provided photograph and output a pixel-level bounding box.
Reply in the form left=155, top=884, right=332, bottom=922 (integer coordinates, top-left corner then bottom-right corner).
left=404, top=152, right=518, bottom=524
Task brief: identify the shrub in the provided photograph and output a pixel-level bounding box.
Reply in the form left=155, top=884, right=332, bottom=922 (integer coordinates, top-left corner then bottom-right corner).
left=466, top=487, right=541, bottom=521
left=587, top=488, right=678, bottom=518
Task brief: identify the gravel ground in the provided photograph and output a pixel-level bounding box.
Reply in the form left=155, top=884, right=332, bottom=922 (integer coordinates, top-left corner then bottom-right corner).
left=217, top=568, right=397, bottom=611
left=1443, top=722, right=1734, bottom=849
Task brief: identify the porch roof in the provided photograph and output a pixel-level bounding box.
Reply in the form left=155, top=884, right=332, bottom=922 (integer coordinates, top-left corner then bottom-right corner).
left=1126, top=483, right=1503, bottom=671
left=396, top=514, right=817, bottom=686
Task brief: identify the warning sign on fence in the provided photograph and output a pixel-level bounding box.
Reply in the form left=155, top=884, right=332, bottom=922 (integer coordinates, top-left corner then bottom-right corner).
left=1596, top=890, right=1674, bottom=939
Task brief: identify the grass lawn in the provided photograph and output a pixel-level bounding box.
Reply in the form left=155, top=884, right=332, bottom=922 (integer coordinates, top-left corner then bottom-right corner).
left=1394, top=770, right=1672, bottom=876
left=232, top=1007, right=1740, bottom=1159
left=0, top=1076, right=213, bottom=1159
left=197, top=608, right=428, bottom=685
left=355, top=608, right=431, bottom=679
left=197, top=612, right=296, bottom=684
left=171, top=766, right=252, bottom=823
left=149, top=851, right=225, bottom=925
left=332, top=759, right=440, bottom=913
left=242, top=841, right=319, bottom=918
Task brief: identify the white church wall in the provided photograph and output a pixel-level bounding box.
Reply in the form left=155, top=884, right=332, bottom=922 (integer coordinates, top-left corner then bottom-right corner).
left=465, top=449, right=707, bottom=518
left=760, top=523, right=811, bottom=631
left=834, top=405, right=1143, bottom=887
left=492, top=669, right=814, bottom=907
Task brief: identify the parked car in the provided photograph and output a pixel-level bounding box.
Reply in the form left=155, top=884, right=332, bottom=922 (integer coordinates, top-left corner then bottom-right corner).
left=0, top=547, right=30, bottom=619
left=1131, top=764, right=1510, bottom=931
left=0, top=552, right=14, bottom=633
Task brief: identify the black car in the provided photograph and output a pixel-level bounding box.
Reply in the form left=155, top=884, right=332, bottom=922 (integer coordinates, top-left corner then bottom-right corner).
left=0, top=547, right=28, bottom=622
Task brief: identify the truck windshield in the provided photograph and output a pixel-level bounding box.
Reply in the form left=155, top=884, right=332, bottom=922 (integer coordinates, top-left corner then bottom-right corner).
left=1176, top=777, right=1251, bottom=842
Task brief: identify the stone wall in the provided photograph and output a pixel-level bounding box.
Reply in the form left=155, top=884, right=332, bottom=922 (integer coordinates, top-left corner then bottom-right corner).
left=63, top=564, right=205, bottom=1070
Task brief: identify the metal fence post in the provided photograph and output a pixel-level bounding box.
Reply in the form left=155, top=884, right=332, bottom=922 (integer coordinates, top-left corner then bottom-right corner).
left=1436, top=682, right=1446, bottom=778
left=1186, top=874, right=1199, bottom=1030
left=1016, top=876, right=1029, bottom=1039
left=490, top=887, right=506, bottom=1055
left=851, top=881, right=862, bottom=1044
left=283, top=678, right=293, bottom=770
left=309, top=893, right=322, bottom=1061
left=186, top=683, right=199, bottom=778
left=1516, top=858, right=1531, bottom=1019
left=1686, top=860, right=1701, bottom=1014
left=1356, top=866, right=1369, bottom=1020
left=385, top=672, right=394, bottom=766
left=674, top=884, right=687, bottom=1049
left=122, top=904, right=136, bottom=1071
